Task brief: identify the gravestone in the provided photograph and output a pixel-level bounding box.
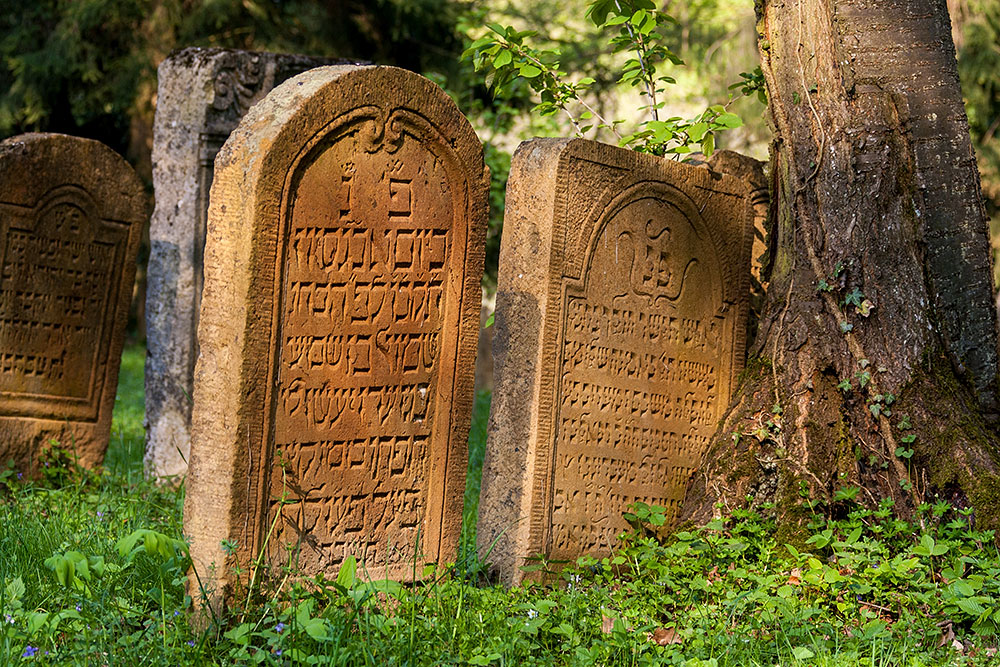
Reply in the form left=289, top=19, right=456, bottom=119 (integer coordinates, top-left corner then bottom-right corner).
left=184, top=66, right=488, bottom=604
left=478, top=138, right=753, bottom=584
left=145, top=47, right=356, bottom=479
left=0, top=133, right=145, bottom=473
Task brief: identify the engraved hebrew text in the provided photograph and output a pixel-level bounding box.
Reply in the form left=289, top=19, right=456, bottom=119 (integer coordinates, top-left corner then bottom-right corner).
left=269, top=120, right=455, bottom=572
left=0, top=199, right=117, bottom=409
left=550, top=196, right=724, bottom=558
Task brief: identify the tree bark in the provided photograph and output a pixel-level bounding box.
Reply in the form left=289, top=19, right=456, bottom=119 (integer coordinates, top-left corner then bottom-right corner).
left=682, top=0, right=1000, bottom=531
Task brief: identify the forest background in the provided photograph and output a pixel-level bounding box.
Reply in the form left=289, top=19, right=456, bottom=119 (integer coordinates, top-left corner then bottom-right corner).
left=2, top=0, right=996, bottom=329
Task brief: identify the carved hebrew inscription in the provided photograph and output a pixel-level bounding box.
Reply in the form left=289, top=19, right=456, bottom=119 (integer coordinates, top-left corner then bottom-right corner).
left=267, top=113, right=457, bottom=573
left=477, top=138, right=749, bottom=584
left=549, top=189, right=726, bottom=559
left=0, top=186, right=124, bottom=419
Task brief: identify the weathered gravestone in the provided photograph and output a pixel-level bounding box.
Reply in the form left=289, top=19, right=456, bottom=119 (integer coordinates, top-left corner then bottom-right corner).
left=184, top=66, right=488, bottom=603
left=0, top=133, right=145, bottom=473
left=478, top=138, right=753, bottom=584
left=145, top=48, right=357, bottom=479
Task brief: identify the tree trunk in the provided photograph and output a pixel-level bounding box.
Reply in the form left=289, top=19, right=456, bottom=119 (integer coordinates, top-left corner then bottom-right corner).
left=682, top=0, right=1000, bottom=532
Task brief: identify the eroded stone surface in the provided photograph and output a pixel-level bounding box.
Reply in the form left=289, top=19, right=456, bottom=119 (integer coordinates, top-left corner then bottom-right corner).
left=184, top=66, right=488, bottom=606
left=706, top=150, right=769, bottom=345
left=0, top=133, right=145, bottom=473
left=145, top=48, right=355, bottom=480
left=478, top=138, right=754, bottom=584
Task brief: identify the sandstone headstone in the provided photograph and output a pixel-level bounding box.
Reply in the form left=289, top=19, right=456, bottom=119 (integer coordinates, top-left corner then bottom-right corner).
left=145, top=47, right=356, bottom=479
left=184, top=66, right=488, bottom=603
left=478, top=138, right=753, bottom=584
left=0, top=133, right=145, bottom=473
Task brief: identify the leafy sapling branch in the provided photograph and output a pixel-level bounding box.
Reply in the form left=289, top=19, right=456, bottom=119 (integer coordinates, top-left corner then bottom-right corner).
left=464, top=0, right=749, bottom=158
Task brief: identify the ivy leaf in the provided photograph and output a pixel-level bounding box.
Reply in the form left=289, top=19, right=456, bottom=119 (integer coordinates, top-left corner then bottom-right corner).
left=844, top=288, right=864, bottom=307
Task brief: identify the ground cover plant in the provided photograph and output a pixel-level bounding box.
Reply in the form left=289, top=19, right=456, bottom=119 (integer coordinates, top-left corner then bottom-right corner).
left=0, top=346, right=998, bottom=665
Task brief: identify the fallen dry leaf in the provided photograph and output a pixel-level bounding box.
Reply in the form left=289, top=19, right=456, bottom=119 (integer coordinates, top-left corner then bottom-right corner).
left=601, top=615, right=615, bottom=635
left=786, top=568, right=802, bottom=586
left=938, top=621, right=955, bottom=649
left=651, top=627, right=682, bottom=646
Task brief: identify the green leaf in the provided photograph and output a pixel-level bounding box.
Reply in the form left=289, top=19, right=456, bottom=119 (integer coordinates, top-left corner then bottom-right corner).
left=365, top=578, right=404, bottom=599
left=586, top=0, right=616, bottom=26
left=687, top=122, right=709, bottom=142
left=493, top=49, right=512, bottom=68
left=715, top=112, right=743, bottom=128
left=5, top=576, right=24, bottom=600
left=304, top=617, right=330, bottom=641
left=952, top=579, right=976, bottom=597
left=957, top=597, right=987, bottom=616
left=336, top=555, right=356, bottom=590
left=519, top=64, right=542, bottom=78
left=28, top=611, right=49, bottom=636
left=701, top=132, right=715, bottom=157
left=88, top=555, right=106, bottom=577
left=224, top=622, right=252, bottom=645
left=116, top=530, right=144, bottom=558
left=792, top=647, right=815, bottom=660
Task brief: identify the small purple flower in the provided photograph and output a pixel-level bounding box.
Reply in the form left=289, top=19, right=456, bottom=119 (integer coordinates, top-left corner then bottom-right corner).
left=75, top=605, right=81, bottom=612
left=16, top=472, right=22, bottom=479
left=275, top=622, right=286, bottom=634
left=186, top=640, right=195, bottom=647
left=96, top=511, right=104, bottom=520
left=275, top=649, right=283, bottom=656
left=4, top=614, right=13, bottom=624
left=22, top=645, right=37, bottom=657
left=173, top=610, right=180, bottom=617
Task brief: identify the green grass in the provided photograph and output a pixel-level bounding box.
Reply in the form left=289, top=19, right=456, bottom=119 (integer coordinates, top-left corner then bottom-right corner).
left=461, top=390, right=492, bottom=563
left=104, top=344, right=147, bottom=476
left=1, top=347, right=999, bottom=665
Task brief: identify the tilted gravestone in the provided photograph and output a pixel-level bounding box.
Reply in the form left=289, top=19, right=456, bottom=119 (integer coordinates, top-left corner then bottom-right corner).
left=478, top=138, right=753, bottom=584
left=0, top=133, right=145, bottom=473
left=145, top=47, right=356, bottom=479
left=184, top=66, right=488, bottom=604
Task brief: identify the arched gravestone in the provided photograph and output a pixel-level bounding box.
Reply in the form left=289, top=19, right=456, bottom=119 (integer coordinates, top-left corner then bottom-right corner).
left=0, top=134, right=145, bottom=473
left=478, top=138, right=753, bottom=584
left=145, top=48, right=357, bottom=480
left=185, top=66, right=488, bottom=601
